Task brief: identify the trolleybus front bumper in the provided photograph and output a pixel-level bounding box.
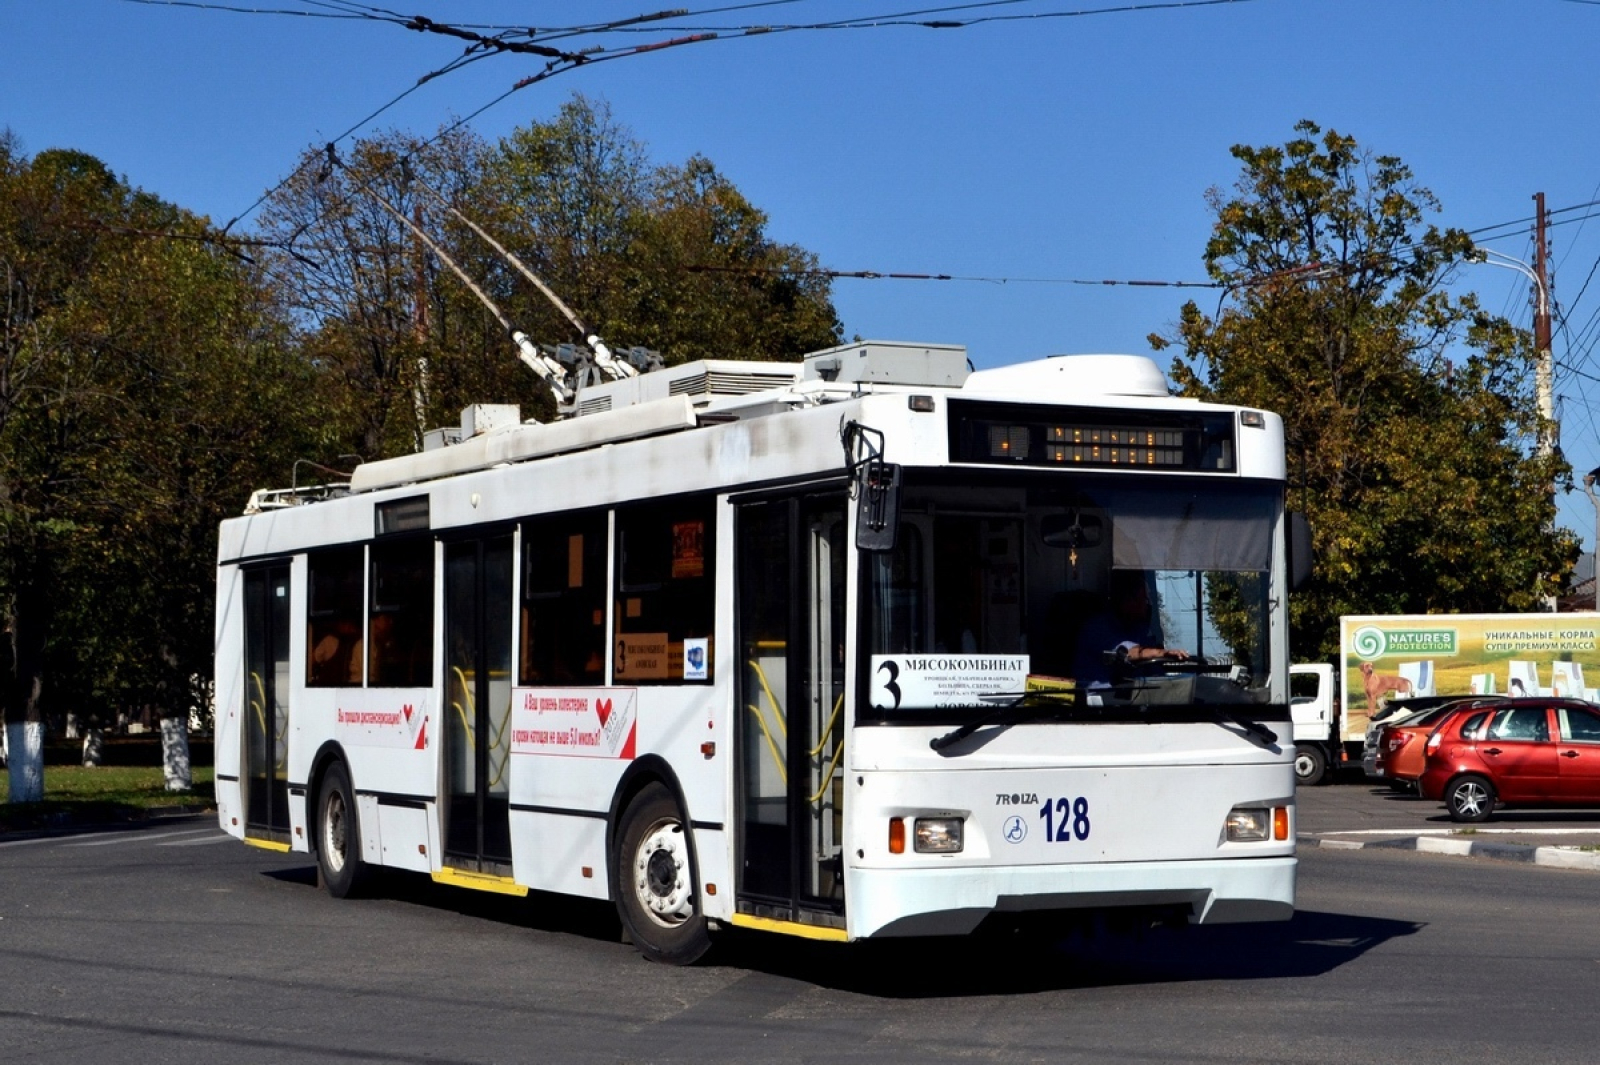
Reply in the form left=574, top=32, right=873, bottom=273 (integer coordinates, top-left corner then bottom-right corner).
left=845, top=856, right=1296, bottom=939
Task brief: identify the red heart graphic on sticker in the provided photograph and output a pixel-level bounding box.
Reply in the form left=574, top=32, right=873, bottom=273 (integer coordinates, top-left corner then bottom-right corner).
left=402, top=703, right=413, bottom=723
left=596, top=698, right=612, bottom=726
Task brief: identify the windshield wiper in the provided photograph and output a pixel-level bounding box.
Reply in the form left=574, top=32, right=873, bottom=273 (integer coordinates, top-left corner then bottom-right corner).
left=929, top=689, right=1083, bottom=752
left=1211, top=708, right=1277, bottom=744
left=927, top=687, right=1279, bottom=751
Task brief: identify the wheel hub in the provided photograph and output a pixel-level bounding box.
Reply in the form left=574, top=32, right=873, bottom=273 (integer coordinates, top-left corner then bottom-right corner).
left=633, top=821, right=691, bottom=926
left=324, top=793, right=347, bottom=872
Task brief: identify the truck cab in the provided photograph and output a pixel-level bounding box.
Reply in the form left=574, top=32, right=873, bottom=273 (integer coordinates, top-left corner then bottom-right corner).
left=1290, top=663, right=1335, bottom=785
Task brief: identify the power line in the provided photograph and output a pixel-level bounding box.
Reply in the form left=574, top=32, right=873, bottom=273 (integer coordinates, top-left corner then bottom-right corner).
left=685, top=263, right=1221, bottom=286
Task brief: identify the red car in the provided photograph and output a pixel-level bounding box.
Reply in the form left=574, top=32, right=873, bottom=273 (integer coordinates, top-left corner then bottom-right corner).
left=1419, top=699, right=1600, bottom=822
left=1373, top=697, right=1506, bottom=791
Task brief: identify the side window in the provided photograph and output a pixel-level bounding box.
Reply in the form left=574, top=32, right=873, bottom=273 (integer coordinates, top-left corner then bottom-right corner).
left=521, top=513, right=607, bottom=685
left=1560, top=707, right=1600, bottom=743
left=1290, top=670, right=1321, bottom=703
left=614, top=497, right=716, bottom=683
left=1487, top=707, right=1549, bottom=742
left=307, top=547, right=363, bottom=687
left=369, top=538, right=434, bottom=687
left=1458, top=710, right=1491, bottom=740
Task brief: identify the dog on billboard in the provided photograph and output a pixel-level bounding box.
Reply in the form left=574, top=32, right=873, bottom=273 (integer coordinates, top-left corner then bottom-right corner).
left=1359, top=661, right=1413, bottom=711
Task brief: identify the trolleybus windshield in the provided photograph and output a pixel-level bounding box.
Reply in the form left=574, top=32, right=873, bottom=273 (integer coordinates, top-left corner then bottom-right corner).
left=861, top=471, right=1280, bottom=719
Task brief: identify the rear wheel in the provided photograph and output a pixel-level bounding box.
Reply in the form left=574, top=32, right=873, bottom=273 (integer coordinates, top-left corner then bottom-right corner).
left=1446, top=774, right=1496, bottom=823
left=1293, top=744, right=1327, bottom=786
left=614, top=783, right=711, bottom=965
left=317, top=762, right=369, bottom=898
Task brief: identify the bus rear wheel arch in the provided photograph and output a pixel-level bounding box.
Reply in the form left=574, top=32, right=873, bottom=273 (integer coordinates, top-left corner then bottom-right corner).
left=613, top=781, right=711, bottom=965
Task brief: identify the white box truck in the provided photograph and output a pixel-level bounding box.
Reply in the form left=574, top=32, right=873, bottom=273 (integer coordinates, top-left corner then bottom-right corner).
left=1289, top=612, right=1600, bottom=784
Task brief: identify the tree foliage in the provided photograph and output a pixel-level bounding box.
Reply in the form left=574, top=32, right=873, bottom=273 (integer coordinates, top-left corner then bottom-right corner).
left=0, top=93, right=843, bottom=770
left=1158, top=122, right=1577, bottom=661
left=0, top=137, right=316, bottom=755
left=256, top=95, right=842, bottom=458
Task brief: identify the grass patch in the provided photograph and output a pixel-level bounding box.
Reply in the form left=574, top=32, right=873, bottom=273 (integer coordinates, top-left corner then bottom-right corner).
left=0, top=765, right=214, bottom=832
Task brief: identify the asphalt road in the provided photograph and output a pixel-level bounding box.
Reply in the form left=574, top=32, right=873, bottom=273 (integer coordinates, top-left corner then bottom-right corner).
left=3, top=802, right=1600, bottom=1065
left=1300, top=765, right=1600, bottom=847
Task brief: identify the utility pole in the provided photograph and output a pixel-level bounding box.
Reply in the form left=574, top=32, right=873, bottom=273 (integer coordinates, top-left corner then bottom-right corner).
left=411, top=200, right=431, bottom=448
left=1533, top=191, right=1556, bottom=461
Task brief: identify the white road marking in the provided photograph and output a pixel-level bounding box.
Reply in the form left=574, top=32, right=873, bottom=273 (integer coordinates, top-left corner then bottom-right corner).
left=156, top=834, right=235, bottom=847
left=66, top=828, right=220, bottom=848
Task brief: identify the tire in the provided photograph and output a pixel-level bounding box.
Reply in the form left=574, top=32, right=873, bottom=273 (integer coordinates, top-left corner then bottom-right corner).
left=316, top=761, right=369, bottom=898
left=1446, top=774, right=1496, bottom=823
left=1293, top=744, right=1327, bottom=786
left=613, top=782, right=711, bottom=965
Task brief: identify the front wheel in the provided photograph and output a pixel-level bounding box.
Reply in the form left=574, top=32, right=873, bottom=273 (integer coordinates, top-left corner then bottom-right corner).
left=1293, top=744, right=1328, bottom=786
left=614, top=783, right=711, bottom=965
left=316, top=762, right=369, bottom=898
left=1446, top=774, right=1496, bottom=823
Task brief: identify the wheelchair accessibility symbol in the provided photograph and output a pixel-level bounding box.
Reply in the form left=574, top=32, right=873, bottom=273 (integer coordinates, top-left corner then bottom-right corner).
left=1003, top=815, right=1027, bottom=844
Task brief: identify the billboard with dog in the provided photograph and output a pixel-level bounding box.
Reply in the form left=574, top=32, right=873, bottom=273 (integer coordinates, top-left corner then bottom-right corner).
left=1338, top=613, right=1600, bottom=740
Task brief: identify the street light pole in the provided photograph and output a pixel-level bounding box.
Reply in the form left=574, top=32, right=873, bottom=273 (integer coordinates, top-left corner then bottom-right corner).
left=1470, top=240, right=1558, bottom=611
left=1585, top=467, right=1600, bottom=611
left=1472, top=247, right=1556, bottom=460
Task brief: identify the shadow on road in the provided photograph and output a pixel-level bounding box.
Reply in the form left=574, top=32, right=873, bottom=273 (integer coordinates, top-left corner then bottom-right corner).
left=702, top=909, right=1423, bottom=996
left=262, top=864, right=628, bottom=945
left=263, top=858, right=1420, bottom=994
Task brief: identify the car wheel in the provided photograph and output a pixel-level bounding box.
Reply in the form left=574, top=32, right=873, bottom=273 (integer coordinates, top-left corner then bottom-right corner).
left=1446, top=774, right=1496, bottom=823
left=613, top=782, right=711, bottom=965
left=317, top=761, right=370, bottom=898
left=1293, top=744, right=1327, bottom=786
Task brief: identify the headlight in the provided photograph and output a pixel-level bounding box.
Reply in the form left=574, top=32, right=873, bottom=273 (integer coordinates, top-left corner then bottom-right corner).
left=913, top=817, right=965, bottom=853
left=1226, top=807, right=1271, bottom=842
left=1225, top=805, right=1290, bottom=842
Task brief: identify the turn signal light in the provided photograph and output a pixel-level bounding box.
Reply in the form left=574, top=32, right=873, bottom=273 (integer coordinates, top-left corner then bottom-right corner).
left=888, top=817, right=906, bottom=854
left=1274, top=806, right=1289, bottom=841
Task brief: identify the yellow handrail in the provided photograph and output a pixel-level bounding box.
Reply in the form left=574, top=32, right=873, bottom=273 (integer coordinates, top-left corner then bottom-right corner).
left=248, top=671, right=286, bottom=772
left=808, top=740, right=845, bottom=806
left=745, top=703, right=788, bottom=786
left=748, top=659, right=788, bottom=738
left=807, top=693, right=843, bottom=758
left=451, top=665, right=513, bottom=788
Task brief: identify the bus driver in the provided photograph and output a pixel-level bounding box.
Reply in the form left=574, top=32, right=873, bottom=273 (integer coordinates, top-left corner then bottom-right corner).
left=1073, top=570, right=1189, bottom=688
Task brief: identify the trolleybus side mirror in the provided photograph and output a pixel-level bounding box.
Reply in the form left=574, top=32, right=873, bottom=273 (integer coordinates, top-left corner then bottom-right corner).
left=855, top=461, right=901, bottom=552
left=843, top=419, right=901, bottom=552
left=1288, top=512, right=1313, bottom=591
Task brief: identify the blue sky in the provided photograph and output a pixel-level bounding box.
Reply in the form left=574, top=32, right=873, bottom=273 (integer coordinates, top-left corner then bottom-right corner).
left=6, top=0, right=1600, bottom=550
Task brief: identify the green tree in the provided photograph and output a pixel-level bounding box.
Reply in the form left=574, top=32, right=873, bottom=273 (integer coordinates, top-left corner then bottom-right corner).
left=0, top=138, right=315, bottom=798
left=254, top=95, right=842, bottom=458
left=1158, top=121, right=1576, bottom=662
left=478, top=94, right=841, bottom=392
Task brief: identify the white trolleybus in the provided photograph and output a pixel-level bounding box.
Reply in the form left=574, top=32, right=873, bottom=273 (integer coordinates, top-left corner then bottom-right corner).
left=215, top=340, right=1299, bottom=963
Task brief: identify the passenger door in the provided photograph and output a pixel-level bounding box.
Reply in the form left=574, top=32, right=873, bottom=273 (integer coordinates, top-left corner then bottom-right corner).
left=736, top=491, right=848, bottom=924
left=1480, top=706, right=1559, bottom=801
left=1555, top=705, right=1600, bottom=803
left=242, top=564, right=291, bottom=842
left=442, top=536, right=515, bottom=870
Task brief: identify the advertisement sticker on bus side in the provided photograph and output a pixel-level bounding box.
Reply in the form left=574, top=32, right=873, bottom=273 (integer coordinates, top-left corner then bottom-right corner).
left=510, top=687, right=638, bottom=759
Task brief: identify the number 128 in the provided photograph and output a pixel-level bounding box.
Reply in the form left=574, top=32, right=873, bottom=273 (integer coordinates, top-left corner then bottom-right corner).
left=1038, top=796, right=1091, bottom=842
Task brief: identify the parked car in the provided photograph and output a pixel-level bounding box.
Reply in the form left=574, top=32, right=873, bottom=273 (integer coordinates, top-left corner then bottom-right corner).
left=1419, top=699, right=1600, bottom=822
left=1361, top=696, right=1481, bottom=779
left=1372, top=697, right=1508, bottom=791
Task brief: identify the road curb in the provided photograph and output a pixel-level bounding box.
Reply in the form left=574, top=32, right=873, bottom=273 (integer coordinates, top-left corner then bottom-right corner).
left=1298, top=833, right=1600, bottom=870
